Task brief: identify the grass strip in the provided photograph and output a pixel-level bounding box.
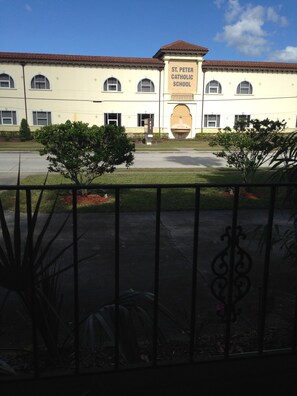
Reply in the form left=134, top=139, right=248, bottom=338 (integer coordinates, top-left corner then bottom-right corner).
left=0, top=140, right=218, bottom=152
left=0, top=169, right=286, bottom=213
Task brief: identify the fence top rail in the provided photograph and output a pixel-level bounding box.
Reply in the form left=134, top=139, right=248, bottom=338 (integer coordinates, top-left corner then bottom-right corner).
left=0, top=182, right=297, bottom=191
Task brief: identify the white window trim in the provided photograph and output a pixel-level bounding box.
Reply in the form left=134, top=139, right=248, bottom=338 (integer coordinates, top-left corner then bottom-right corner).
left=236, top=81, right=253, bottom=95
left=31, top=75, right=50, bottom=90
left=104, top=78, right=122, bottom=92
left=205, top=80, right=222, bottom=94
left=137, top=113, right=154, bottom=127
left=32, top=111, right=52, bottom=126
left=0, top=110, right=17, bottom=125
left=0, top=74, right=15, bottom=89
left=204, top=114, right=220, bottom=128
left=104, top=113, right=122, bottom=126
left=137, top=79, right=155, bottom=93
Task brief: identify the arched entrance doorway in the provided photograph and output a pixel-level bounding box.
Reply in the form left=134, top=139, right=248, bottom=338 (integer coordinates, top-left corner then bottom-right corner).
left=170, top=104, right=192, bottom=139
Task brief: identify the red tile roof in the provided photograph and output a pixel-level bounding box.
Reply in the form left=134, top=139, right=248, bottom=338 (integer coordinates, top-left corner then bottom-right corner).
left=1, top=47, right=296, bottom=73
left=154, top=40, right=209, bottom=58
left=0, top=51, right=164, bottom=69
left=203, top=59, right=297, bottom=72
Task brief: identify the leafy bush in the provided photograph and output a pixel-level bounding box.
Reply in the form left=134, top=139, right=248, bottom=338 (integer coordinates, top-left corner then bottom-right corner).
left=19, top=118, right=32, bottom=141
left=0, top=131, right=19, bottom=141
left=209, top=118, right=286, bottom=184
left=127, top=133, right=169, bottom=143
left=195, top=133, right=217, bottom=142
left=35, top=121, right=135, bottom=190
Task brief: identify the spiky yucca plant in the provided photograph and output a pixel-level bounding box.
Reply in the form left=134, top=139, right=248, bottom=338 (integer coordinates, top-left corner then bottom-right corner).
left=0, top=171, right=74, bottom=357
left=270, top=131, right=297, bottom=265
left=80, top=289, right=188, bottom=364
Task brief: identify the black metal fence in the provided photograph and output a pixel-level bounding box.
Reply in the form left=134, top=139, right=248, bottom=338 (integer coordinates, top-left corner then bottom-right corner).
left=0, top=182, right=297, bottom=385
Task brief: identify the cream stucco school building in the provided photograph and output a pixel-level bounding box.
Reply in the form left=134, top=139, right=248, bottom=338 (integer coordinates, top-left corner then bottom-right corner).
left=0, top=40, right=297, bottom=138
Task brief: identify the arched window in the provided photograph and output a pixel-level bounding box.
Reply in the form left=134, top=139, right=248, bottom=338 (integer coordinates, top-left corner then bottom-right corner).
left=0, top=73, right=15, bottom=88
left=104, top=77, right=121, bottom=91
left=137, top=78, right=155, bottom=92
left=205, top=80, right=222, bottom=94
left=236, top=81, right=253, bottom=95
left=31, top=74, right=50, bottom=89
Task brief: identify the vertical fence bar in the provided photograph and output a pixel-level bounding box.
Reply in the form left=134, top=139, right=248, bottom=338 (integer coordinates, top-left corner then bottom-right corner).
left=72, top=188, right=80, bottom=375
left=152, top=187, right=161, bottom=367
left=258, top=185, right=276, bottom=355
left=26, top=188, right=39, bottom=378
left=189, top=186, right=201, bottom=363
left=292, top=293, right=297, bottom=353
left=224, top=185, right=239, bottom=359
left=114, top=187, right=120, bottom=370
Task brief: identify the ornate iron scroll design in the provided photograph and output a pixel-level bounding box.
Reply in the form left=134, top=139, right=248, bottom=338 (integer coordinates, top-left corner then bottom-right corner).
left=210, top=225, right=252, bottom=322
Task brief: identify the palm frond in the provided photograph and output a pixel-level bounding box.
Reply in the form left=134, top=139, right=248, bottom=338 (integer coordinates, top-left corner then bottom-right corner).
left=80, top=290, right=189, bottom=364
left=0, top=166, right=77, bottom=357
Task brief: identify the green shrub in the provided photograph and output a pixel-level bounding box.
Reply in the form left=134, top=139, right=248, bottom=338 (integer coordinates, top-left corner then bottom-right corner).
left=35, top=120, right=135, bottom=189
left=195, top=133, right=217, bottom=141
left=0, top=131, right=19, bottom=140
left=19, top=118, right=32, bottom=141
left=127, top=133, right=169, bottom=143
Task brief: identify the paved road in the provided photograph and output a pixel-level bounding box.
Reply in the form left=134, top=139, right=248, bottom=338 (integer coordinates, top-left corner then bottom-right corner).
left=0, top=150, right=228, bottom=184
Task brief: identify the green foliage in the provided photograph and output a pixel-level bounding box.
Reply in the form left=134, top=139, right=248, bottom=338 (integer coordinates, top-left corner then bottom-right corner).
left=270, top=131, right=297, bottom=265
left=209, top=118, right=286, bottom=183
left=127, top=133, right=169, bottom=143
left=0, top=171, right=74, bottom=357
left=19, top=118, right=32, bottom=141
left=79, top=289, right=188, bottom=364
left=0, top=131, right=14, bottom=141
left=195, top=133, right=217, bottom=141
left=35, top=120, right=135, bottom=186
left=271, top=130, right=297, bottom=183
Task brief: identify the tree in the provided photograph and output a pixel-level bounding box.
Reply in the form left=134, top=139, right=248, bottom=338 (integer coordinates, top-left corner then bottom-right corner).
left=209, top=118, right=286, bottom=184
left=19, top=118, right=32, bottom=141
left=35, top=120, right=135, bottom=192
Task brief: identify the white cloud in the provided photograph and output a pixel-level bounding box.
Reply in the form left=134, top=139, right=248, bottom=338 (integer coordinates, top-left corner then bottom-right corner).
left=269, top=46, right=297, bottom=62
left=215, top=0, right=289, bottom=57
left=214, top=0, right=225, bottom=9
left=225, top=0, right=243, bottom=23
left=267, top=6, right=288, bottom=27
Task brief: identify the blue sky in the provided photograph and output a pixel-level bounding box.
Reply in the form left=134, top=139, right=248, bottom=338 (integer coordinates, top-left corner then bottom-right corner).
left=1, top=0, right=297, bottom=62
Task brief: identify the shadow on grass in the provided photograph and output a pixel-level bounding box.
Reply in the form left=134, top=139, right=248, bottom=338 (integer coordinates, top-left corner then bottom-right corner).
left=0, top=170, right=287, bottom=213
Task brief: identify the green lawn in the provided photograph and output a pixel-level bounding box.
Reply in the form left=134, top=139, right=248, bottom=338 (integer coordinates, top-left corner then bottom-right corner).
left=134, top=140, right=218, bottom=151
left=0, top=168, right=285, bottom=213
left=0, top=139, right=218, bottom=152
left=0, top=140, right=43, bottom=151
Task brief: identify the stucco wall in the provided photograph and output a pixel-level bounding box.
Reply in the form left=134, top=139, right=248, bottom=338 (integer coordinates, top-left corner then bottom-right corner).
left=1, top=50, right=296, bottom=138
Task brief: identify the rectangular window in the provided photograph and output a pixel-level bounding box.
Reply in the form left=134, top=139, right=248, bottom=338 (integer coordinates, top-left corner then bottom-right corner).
left=0, top=77, right=9, bottom=88
left=0, top=82, right=9, bottom=88
left=108, top=83, right=117, bottom=91
left=104, top=113, right=121, bottom=126
left=137, top=113, right=154, bottom=127
left=0, top=110, right=17, bottom=125
left=209, top=86, right=218, bottom=94
left=234, top=115, right=251, bottom=127
left=33, top=111, right=52, bottom=126
left=204, top=114, right=220, bottom=128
